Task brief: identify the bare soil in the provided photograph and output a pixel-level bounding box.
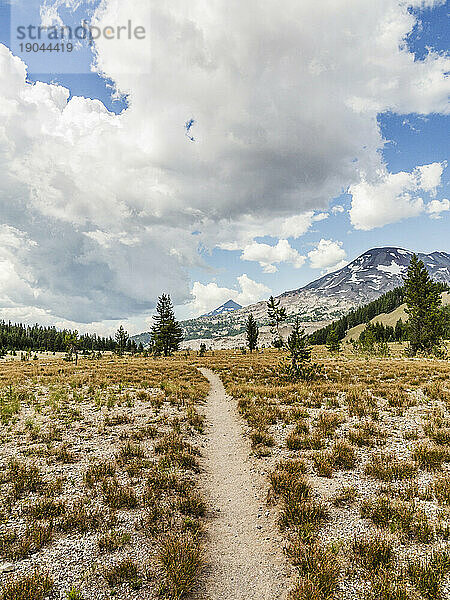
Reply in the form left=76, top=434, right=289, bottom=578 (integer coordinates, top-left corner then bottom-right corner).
left=197, top=368, right=291, bottom=600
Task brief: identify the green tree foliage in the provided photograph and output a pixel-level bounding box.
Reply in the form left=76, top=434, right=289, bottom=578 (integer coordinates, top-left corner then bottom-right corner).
left=280, top=318, right=323, bottom=381
left=115, top=325, right=129, bottom=357
left=267, top=295, right=287, bottom=347
left=404, top=254, right=443, bottom=355
left=151, top=294, right=183, bottom=357
left=309, top=287, right=406, bottom=344
left=326, top=328, right=341, bottom=354
left=287, top=318, right=311, bottom=364
left=353, top=325, right=390, bottom=357
left=246, top=314, right=259, bottom=352
left=310, top=282, right=448, bottom=346
left=0, top=321, right=116, bottom=354
left=64, top=331, right=79, bottom=364
left=441, top=306, right=450, bottom=340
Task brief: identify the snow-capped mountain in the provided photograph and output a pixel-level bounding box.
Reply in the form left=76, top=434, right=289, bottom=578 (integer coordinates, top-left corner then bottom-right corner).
left=202, top=299, right=242, bottom=317
left=286, top=247, right=450, bottom=303
left=178, top=248, right=450, bottom=347
left=133, top=247, right=450, bottom=349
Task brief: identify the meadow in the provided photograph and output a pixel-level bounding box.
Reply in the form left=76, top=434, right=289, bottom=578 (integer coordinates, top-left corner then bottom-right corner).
left=0, top=346, right=449, bottom=599
left=0, top=357, right=208, bottom=600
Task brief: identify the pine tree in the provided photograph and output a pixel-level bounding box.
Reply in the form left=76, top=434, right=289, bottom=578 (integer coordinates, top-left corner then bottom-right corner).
left=115, top=325, right=129, bottom=356
left=267, top=295, right=287, bottom=347
left=151, top=294, right=183, bottom=357
left=246, top=314, right=259, bottom=352
left=286, top=318, right=311, bottom=371
left=326, top=328, right=341, bottom=354
left=64, top=331, right=79, bottom=364
left=404, top=254, right=442, bottom=354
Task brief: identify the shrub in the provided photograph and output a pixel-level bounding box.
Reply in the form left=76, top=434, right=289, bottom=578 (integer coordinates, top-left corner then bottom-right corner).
left=412, top=443, right=450, bottom=471
left=360, top=497, right=434, bottom=543
left=312, top=452, right=333, bottom=478
left=0, top=571, right=53, bottom=600
left=103, top=558, right=139, bottom=586
left=351, top=534, right=393, bottom=571
left=408, top=549, right=450, bottom=599
left=330, top=440, right=357, bottom=469
left=434, top=475, right=450, bottom=505
left=364, top=453, right=417, bottom=481
left=158, top=532, right=203, bottom=598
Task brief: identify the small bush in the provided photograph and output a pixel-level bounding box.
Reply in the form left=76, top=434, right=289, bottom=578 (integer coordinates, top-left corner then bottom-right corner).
left=287, top=541, right=340, bottom=600
left=101, top=477, right=138, bottom=509
left=412, top=443, right=450, bottom=471
left=312, top=452, right=333, bottom=478
left=408, top=549, right=450, bottom=599
left=434, top=475, right=450, bottom=505
left=332, top=485, right=357, bottom=507
left=158, top=532, right=203, bottom=599
left=0, top=571, right=53, bottom=600
left=103, top=558, right=139, bottom=586
left=316, top=412, right=344, bottom=436
left=351, top=534, right=393, bottom=571
left=330, top=440, right=357, bottom=469
left=286, top=431, right=324, bottom=451
left=364, top=453, right=417, bottom=481
left=84, top=461, right=116, bottom=488
left=360, top=496, right=433, bottom=543
left=98, top=530, right=131, bottom=552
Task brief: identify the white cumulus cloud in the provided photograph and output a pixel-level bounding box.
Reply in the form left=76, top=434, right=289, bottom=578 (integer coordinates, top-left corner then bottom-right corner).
left=308, top=239, right=347, bottom=272
left=349, top=162, right=446, bottom=230
left=427, top=198, right=450, bottom=219
left=241, top=240, right=306, bottom=273
left=0, top=0, right=449, bottom=327
left=189, top=274, right=270, bottom=316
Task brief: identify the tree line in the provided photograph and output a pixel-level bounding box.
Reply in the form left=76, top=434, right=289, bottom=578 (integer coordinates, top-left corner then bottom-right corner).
left=0, top=321, right=117, bottom=355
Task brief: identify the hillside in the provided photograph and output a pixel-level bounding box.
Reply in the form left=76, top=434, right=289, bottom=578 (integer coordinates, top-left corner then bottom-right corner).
left=344, top=291, right=450, bottom=341
left=132, top=247, right=450, bottom=349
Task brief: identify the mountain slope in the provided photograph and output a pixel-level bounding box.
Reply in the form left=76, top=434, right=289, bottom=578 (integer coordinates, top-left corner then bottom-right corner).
left=132, top=247, right=450, bottom=348
left=286, top=248, right=450, bottom=302
left=203, top=299, right=242, bottom=317
left=344, top=292, right=450, bottom=342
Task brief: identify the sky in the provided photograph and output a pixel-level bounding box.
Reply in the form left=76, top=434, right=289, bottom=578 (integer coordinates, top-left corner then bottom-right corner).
left=0, top=0, right=448, bottom=335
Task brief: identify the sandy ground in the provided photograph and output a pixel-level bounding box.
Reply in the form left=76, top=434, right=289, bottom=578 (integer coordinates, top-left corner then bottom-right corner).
left=197, top=368, right=291, bottom=600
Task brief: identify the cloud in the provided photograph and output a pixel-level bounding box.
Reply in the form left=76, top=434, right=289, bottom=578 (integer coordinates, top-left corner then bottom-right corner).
left=349, top=162, right=446, bottom=230
left=0, top=0, right=449, bottom=327
left=241, top=239, right=306, bottom=273
left=427, top=198, right=450, bottom=219
left=188, top=274, right=270, bottom=316
left=308, top=239, right=347, bottom=272
left=417, top=162, right=446, bottom=196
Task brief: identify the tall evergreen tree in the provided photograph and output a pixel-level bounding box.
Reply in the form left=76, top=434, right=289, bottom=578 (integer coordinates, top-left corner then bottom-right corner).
left=115, top=325, right=129, bottom=356
left=267, top=295, right=287, bottom=347
left=326, top=328, right=341, bottom=354
left=246, top=314, right=259, bottom=352
left=287, top=318, right=311, bottom=370
left=151, top=294, right=183, bottom=356
left=404, top=254, right=442, bottom=354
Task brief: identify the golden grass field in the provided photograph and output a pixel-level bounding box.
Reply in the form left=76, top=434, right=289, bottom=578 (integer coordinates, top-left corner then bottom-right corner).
left=0, top=346, right=450, bottom=599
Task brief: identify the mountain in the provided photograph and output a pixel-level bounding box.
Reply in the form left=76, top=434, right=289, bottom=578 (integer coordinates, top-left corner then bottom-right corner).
left=288, top=247, right=450, bottom=302
left=132, top=247, right=450, bottom=349
left=202, top=299, right=242, bottom=317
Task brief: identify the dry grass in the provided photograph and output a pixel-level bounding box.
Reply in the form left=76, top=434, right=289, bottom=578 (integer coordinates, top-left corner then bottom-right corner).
left=194, top=346, right=450, bottom=599
left=0, top=355, right=208, bottom=599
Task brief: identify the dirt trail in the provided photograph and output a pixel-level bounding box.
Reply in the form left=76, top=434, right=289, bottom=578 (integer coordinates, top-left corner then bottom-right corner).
left=197, top=368, right=290, bottom=600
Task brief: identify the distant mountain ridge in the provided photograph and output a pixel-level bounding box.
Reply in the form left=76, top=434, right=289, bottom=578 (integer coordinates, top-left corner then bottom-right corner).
left=202, top=299, right=242, bottom=317
left=284, top=247, right=450, bottom=301
left=132, top=247, right=450, bottom=349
